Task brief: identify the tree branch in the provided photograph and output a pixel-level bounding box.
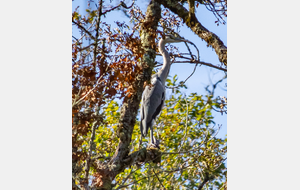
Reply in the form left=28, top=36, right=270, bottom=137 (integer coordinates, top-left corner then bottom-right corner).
left=156, top=0, right=227, bottom=66
left=174, top=55, right=227, bottom=72
left=102, top=0, right=135, bottom=15
left=198, top=172, right=214, bottom=190
left=92, top=0, right=105, bottom=72
left=83, top=121, right=98, bottom=185
left=198, top=176, right=210, bottom=190
left=153, top=168, right=166, bottom=189
left=72, top=20, right=96, bottom=41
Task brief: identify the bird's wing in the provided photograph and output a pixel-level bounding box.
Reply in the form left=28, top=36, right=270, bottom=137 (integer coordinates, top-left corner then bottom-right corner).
left=142, top=79, right=165, bottom=129
left=140, top=90, right=146, bottom=136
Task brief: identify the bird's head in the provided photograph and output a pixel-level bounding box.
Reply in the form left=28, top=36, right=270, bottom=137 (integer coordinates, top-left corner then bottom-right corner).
left=162, top=35, right=191, bottom=44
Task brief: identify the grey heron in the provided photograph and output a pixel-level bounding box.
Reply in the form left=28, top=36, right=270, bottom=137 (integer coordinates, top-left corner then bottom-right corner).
left=140, top=35, right=192, bottom=148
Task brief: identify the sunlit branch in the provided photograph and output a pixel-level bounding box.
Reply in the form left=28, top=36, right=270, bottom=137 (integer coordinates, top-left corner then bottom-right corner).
left=198, top=174, right=210, bottom=190
left=72, top=20, right=96, bottom=41
left=174, top=55, right=227, bottom=72
left=75, top=19, right=96, bottom=43
left=84, top=120, right=98, bottom=181
left=155, top=0, right=227, bottom=65
left=120, top=166, right=137, bottom=186
left=102, top=0, right=135, bottom=15
left=153, top=168, right=166, bottom=189
left=178, top=97, right=190, bottom=152
left=72, top=71, right=104, bottom=107
left=115, top=174, right=156, bottom=189
left=213, top=157, right=227, bottom=171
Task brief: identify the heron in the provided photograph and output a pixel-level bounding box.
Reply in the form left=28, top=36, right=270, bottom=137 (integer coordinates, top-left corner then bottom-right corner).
left=140, top=35, right=192, bottom=148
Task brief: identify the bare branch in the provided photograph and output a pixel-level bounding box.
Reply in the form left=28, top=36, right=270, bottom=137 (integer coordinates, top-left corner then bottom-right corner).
left=153, top=169, right=166, bottom=189
left=166, top=61, right=198, bottom=89
left=102, top=0, right=135, bottom=15
left=72, top=52, right=116, bottom=107
left=178, top=97, right=190, bottom=152
left=72, top=20, right=96, bottom=41
left=72, top=73, right=104, bottom=107
left=115, top=174, right=155, bottom=190
left=198, top=175, right=210, bottom=190
left=120, top=167, right=137, bottom=186
left=74, top=19, right=96, bottom=44
left=155, top=0, right=227, bottom=66
left=174, top=55, right=227, bottom=72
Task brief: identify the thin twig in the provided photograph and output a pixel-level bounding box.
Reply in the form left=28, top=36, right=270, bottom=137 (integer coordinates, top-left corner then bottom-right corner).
left=72, top=74, right=105, bottom=107
left=72, top=86, right=82, bottom=106
left=185, top=41, right=195, bottom=61
left=213, top=157, right=227, bottom=171
left=120, top=168, right=136, bottom=187
left=209, top=74, right=227, bottom=96
left=185, top=40, right=200, bottom=62
left=174, top=55, right=227, bottom=72
left=102, top=0, right=135, bottom=15
left=72, top=52, right=116, bottom=107
left=205, top=0, right=226, bottom=25
left=161, top=127, right=212, bottom=155
left=177, top=97, right=190, bottom=152
left=115, top=174, right=156, bottom=190
left=120, top=150, right=143, bottom=186
left=153, top=169, right=166, bottom=189
left=75, top=19, right=96, bottom=43
left=72, top=20, right=96, bottom=41
left=166, top=62, right=198, bottom=89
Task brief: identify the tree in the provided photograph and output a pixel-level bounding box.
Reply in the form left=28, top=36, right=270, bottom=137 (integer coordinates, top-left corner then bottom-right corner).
left=72, top=0, right=227, bottom=189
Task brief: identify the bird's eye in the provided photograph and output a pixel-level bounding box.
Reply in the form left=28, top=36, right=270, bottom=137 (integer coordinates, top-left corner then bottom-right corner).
left=165, top=35, right=173, bottom=39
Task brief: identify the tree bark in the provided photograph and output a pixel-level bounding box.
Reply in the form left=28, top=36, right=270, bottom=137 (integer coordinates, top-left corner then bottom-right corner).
left=92, top=1, right=162, bottom=189
left=156, top=0, right=227, bottom=66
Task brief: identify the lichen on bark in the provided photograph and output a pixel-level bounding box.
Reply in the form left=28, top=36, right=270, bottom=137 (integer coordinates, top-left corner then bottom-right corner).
left=92, top=1, right=162, bottom=189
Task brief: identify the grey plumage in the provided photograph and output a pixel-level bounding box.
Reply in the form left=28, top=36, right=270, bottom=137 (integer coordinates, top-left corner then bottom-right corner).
left=140, top=35, right=191, bottom=147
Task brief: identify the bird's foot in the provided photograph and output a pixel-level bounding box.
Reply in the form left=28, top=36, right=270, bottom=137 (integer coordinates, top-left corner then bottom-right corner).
left=148, top=143, right=160, bottom=149
left=148, top=140, right=160, bottom=149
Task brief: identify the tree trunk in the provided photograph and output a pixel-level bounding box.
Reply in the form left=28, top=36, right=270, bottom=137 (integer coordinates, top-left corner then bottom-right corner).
left=92, top=1, right=162, bottom=189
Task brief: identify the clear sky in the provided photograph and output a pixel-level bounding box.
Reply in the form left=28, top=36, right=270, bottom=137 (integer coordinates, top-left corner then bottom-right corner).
left=72, top=0, right=227, bottom=138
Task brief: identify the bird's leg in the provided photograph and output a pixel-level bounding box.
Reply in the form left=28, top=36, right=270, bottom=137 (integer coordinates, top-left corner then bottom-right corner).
left=149, top=126, right=160, bottom=149
left=153, top=137, right=160, bottom=149
left=150, top=126, right=155, bottom=145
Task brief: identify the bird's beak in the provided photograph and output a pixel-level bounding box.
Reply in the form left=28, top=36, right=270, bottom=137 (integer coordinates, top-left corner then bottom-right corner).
left=176, top=37, right=191, bottom=43
left=173, top=37, right=191, bottom=43
left=182, top=39, right=192, bottom=43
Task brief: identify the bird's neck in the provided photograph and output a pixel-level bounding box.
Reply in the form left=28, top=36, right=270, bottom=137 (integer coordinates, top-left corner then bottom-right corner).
left=158, top=41, right=171, bottom=84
